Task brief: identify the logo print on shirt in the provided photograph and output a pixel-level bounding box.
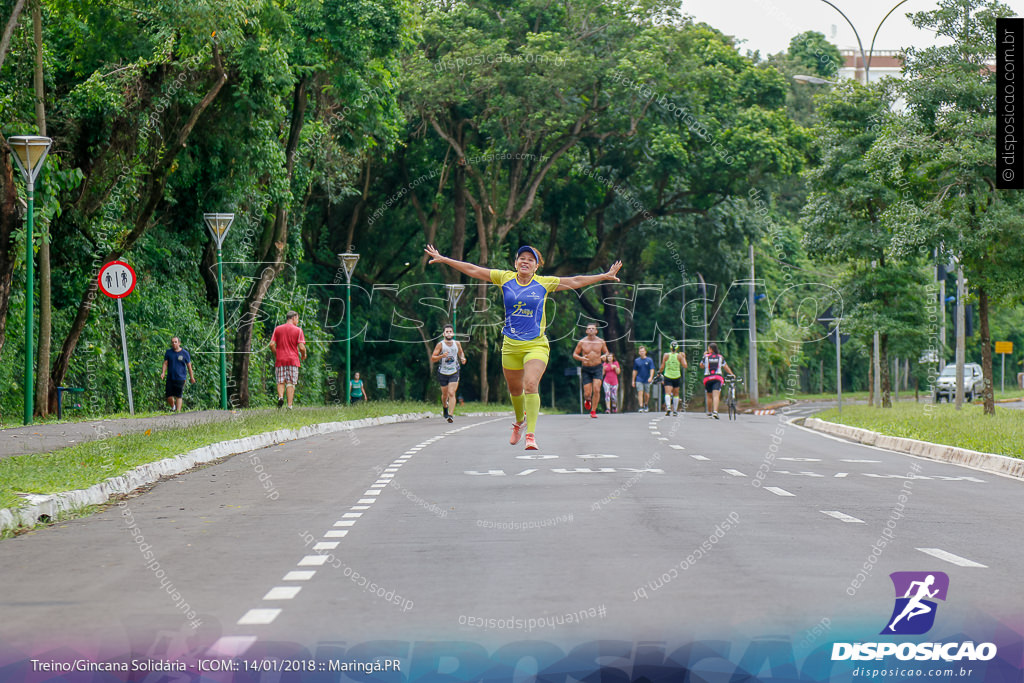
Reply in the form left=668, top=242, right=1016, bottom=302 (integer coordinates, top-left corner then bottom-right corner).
left=511, top=301, right=534, bottom=317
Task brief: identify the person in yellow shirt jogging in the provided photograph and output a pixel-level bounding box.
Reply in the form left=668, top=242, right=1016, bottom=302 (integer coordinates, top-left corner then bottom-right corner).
left=425, top=244, right=622, bottom=450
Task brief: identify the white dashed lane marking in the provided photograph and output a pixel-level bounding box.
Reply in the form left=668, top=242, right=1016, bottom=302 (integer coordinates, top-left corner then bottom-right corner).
left=206, top=636, right=258, bottom=657
left=820, top=510, right=865, bottom=523
left=722, top=469, right=747, bottom=477
left=916, top=548, right=988, bottom=568
left=237, top=609, right=281, bottom=625
left=764, top=486, right=796, bottom=497
left=263, top=586, right=302, bottom=600
left=691, top=455, right=710, bottom=461
left=223, top=417, right=506, bottom=644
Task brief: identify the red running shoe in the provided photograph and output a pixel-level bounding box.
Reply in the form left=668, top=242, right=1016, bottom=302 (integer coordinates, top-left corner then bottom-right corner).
left=524, top=433, right=538, bottom=450
left=584, top=399, right=591, bottom=412
left=510, top=420, right=526, bottom=446
left=590, top=410, right=597, bottom=419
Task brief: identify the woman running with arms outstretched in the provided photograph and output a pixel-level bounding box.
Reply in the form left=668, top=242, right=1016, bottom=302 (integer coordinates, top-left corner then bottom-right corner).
left=425, top=244, right=622, bottom=450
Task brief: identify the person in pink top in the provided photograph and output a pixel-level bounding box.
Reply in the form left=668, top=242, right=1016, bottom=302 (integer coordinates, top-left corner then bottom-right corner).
left=602, top=353, right=621, bottom=413
left=269, top=310, right=307, bottom=409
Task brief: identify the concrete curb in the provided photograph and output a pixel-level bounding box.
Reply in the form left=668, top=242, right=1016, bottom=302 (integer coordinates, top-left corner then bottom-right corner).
left=802, top=417, right=1024, bottom=480
left=0, top=411, right=444, bottom=533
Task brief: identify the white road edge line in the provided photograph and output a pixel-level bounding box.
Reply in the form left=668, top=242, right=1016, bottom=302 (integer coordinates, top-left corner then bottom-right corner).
left=787, top=416, right=1024, bottom=482
left=916, top=548, right=988, bottom=568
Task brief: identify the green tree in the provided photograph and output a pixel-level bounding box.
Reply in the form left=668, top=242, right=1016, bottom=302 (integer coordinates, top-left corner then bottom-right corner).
left=873, top=0, right=1024, bottom=414
left=801, top=80, right=931, bottom=407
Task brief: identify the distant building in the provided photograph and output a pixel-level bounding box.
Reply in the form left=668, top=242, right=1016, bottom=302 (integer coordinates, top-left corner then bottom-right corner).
left=838, top=49, right=904, bottom=84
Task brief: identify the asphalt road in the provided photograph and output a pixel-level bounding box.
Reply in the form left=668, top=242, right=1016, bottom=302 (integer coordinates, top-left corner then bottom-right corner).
left=1, top=406, right=1021, bottom=674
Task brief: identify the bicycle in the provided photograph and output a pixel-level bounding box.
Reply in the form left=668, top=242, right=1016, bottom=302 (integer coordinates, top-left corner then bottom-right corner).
left=723, top=375, right=743, bottom=421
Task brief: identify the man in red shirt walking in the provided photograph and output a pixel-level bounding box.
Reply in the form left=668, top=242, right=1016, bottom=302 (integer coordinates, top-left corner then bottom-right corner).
left=270, top=310, right=307, bottom=409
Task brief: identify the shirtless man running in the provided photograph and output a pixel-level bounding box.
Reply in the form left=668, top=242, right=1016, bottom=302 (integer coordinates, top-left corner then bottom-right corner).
left=573, top=323, right=610, bottom=419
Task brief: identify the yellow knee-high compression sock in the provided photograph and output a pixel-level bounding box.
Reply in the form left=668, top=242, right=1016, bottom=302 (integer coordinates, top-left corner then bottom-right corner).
left=525, top=393, right=541, bottom=433
left=510, top=393, right=526, bottom=423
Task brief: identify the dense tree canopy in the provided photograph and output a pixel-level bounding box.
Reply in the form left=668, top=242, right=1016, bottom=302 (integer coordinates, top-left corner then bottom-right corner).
left=0, top=0, right=1021, bottom=421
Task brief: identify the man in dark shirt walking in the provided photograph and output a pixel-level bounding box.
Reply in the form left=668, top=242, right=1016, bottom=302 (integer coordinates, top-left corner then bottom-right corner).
left=160, top=337, right=195, bottom=412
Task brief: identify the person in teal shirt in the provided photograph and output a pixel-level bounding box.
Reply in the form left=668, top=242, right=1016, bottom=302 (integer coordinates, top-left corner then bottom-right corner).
left=349, top=372, right=368, bottom=402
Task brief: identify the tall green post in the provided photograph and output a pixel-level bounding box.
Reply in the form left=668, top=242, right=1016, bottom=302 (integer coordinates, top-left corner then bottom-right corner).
left=339, top=253, right=360, bottom=405
left=8, top=135, right=52, bottom=425
left=346, top=280, right=352, bottom=405
left=24, top=187, right=34, bottom=423
left=205, top=213, right=234, bottom=410
left=217, top=248, right=227, bottom=409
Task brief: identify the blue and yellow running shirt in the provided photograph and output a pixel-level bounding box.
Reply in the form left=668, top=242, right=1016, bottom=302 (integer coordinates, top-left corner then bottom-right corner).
left=490, top=270, right=561, bottom=341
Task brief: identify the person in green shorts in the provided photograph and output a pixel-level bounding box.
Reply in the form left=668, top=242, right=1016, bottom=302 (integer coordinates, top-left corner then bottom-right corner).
left=425, top=244, right=622, bottom=450
left=659, top=341, right=687, bottom=416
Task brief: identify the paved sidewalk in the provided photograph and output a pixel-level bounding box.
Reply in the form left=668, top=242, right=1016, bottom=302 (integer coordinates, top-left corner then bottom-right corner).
left=0, top=410, right=247, bottom=461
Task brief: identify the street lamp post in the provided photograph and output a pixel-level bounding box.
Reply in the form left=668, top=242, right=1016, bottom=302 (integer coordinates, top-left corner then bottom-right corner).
left=815, top=0, right=911, bottom=85
left=748, top=243, right=759, bottom=405
left=446, top=284, right=466, bottom=336
left=204, top=213, right=234, bottom=410
left=7, top=135, right=52, bottom=425
left=338, top=253, right=360, bottom=404
left=697, top=273, right=708, bottom=352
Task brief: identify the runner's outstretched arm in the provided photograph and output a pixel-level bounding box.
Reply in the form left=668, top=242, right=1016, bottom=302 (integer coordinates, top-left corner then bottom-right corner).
left=424, top=244, right=492, bottom=281
left=555, top=261, right=622, bottom=291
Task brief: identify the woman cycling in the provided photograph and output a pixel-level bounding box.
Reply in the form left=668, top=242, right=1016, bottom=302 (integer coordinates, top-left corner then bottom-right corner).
left=425, top=244, right=621, bottom=449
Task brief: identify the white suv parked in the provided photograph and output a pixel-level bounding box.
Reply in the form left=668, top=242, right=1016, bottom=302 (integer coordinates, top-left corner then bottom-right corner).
left=933, top=363, right=985, bottom=402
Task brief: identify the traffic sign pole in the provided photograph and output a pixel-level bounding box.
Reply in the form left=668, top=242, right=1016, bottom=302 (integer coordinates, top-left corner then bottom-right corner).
left=98, top=261, right=137, bottom=415
left=117, top=298, right=135, bottom=415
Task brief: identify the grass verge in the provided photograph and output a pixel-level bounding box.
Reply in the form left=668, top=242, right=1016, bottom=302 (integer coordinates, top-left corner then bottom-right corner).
left=0, top=400, right=443, bottom=511
left=814, top=402, right=1024, bottom=460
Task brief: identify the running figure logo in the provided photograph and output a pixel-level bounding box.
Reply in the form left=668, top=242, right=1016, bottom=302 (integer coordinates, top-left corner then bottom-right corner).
left=881, top=571, right=949, bottom=635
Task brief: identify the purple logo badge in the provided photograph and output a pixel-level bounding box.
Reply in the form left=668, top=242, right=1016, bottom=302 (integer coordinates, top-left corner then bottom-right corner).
left=881, top=571, right=949, bottom=635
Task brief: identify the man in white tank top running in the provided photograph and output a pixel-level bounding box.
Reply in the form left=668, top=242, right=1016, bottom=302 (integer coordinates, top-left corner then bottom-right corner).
left=431, top=324, right=467, bottom=422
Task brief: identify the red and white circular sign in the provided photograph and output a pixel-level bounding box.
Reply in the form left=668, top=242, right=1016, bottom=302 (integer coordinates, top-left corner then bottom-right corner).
left=98, top=261, right=136, bottom=299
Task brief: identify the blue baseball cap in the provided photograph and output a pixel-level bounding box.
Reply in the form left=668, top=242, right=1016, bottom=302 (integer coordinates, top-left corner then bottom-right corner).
left=516, top=245, right=541, bottom=263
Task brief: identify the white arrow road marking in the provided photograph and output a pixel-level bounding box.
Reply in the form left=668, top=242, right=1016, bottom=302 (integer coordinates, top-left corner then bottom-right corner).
left=916, top=548, right=987, bottom=568
left=821, top=510, right=865, bottom=523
